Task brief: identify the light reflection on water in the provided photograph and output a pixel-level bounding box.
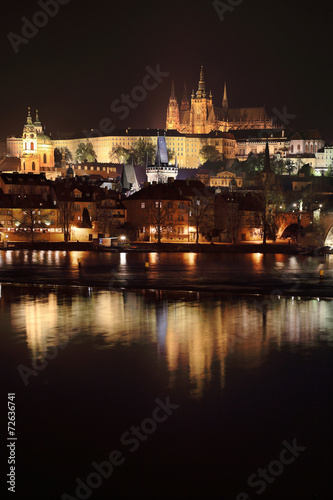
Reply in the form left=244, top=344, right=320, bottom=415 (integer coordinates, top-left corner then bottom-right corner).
left=3, top=285, right=333, bottom=399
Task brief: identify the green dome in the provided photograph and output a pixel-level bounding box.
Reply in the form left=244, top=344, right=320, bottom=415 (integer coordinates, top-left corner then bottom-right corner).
left=37, top=133, right=52, bottom=144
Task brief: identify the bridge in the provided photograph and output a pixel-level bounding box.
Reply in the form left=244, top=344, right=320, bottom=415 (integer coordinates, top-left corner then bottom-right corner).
left=321, top=213, right=333, bottom=245
left=277, top=211, right=333, bottom=246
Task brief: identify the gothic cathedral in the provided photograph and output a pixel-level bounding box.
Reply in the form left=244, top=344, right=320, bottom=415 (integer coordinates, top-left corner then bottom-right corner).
left=166, top=66, right=274, bottom=134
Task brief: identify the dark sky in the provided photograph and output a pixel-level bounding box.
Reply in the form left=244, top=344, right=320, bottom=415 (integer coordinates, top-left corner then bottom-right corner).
left=1, top=0, right=332, bottom=141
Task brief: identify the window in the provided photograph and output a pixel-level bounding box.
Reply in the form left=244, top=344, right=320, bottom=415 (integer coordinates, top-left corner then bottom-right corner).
left=31, top=142, right=34, bottom=150
left=43, top=154, right=47, bottom=163
left=141, top=202, right=145, bottom=209
left=32, top=162, right=35, bottom=171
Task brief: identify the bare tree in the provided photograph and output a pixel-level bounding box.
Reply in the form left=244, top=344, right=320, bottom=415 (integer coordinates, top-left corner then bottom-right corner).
left=188, top=189, right=214, bottom=243
left=10, top=206, right=51, bottom=242
left=248, top=181, right=285, bottom=245
left=224, top=198, right=243, bottom=244
left=58, top=197, right=75, bottom=242
left=145, top=198, right=171, bottom=243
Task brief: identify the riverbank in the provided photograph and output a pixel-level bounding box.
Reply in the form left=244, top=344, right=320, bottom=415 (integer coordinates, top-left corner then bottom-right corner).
left=0, top=240, right=302, bottom=254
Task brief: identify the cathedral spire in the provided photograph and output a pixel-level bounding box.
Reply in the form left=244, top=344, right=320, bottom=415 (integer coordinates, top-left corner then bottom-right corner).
left=34, top=109, right=42, bottom=133
left=155, top=133, right=161, bottom=167
left=26, top=107, right=32, bottom=125
left=222, top=81, right=228, bottom=113
left=263, top=141, right=271, bottom=173
left=181, top=83, right=190, bottom=111
left=166, top=82, right=180, bottom=130
left=196, top=65, right=206, bottom=98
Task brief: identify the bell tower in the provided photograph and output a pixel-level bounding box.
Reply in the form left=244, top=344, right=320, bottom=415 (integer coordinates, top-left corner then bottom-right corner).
left=21, top=107, right=40, bottom=172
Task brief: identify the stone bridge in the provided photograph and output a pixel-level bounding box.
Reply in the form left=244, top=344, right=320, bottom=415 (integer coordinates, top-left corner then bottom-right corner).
left=277, top=211, right=312, bottom=238
left=278, top=211, right=333, bottom=245
left=321, top=213, right=333, bottom=245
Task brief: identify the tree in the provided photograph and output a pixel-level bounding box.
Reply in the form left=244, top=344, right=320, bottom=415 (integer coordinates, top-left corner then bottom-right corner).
left=145, top=198, right=170, bottom=244
left=57, top=186, right=75, bottom=242
left=54, top=147, right=73, bottom=165
left=188, top=193, right=214, bottom=244
left=223, top=197, right=243, bottom=244
left=285, top=159, right=296, bottom=175
left=167, top=147, right=175, bottom=162
left=81, top=207, right=92, bottom=228
left=75, top=142, right=97, bottom=163
left=242, top=152, right=265, bottom=173
left=96, top=201, right=123, bottom=236
left=109, top=146, right=130, bottom=164
left=325, top=163, right=333, bottom=176
left=10, top=206, right=51, bottom=242
left=271, top=156, right=286, bottom=175
left=130, top=138, right=156, bottom=165
left=201, top=159, right=226, bottom=175
left=199, top=144, right=221, bottom=163
left=248, top=181, right=285, bottom=245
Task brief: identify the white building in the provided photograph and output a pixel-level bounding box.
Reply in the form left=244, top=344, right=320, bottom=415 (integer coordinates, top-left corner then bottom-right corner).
left=315, top=145, right=333, bottom=174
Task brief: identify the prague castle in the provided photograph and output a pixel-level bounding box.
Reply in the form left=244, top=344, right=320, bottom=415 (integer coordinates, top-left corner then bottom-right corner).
left=4, top=69, right=327, bottom=175
left=166, top=66, right=274, bottom=134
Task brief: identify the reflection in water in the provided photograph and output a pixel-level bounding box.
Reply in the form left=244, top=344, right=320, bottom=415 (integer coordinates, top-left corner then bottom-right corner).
left=5, top=285, right=333, bottom=399
left=184, top=252, right=197, bottom=267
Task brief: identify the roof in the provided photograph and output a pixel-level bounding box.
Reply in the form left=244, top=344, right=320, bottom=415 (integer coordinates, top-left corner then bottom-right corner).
left=121, top=164, right=139, bottom=191
left=230, top=128, right=289, bottom=140
left=215, top=106, right=271, bottom=123
left=125, top=183, right=190, bottom=202
left=0, top=193, right=54, bottom=209
left=289, top=130, right=323, bottom=141
left=0, top=156, right=21, bottom=172
left=0, top=172, right=50, bottom=185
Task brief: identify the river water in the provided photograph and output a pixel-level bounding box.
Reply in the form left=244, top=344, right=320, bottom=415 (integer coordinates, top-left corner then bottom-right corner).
left=1, top=251, right=332, bottom=499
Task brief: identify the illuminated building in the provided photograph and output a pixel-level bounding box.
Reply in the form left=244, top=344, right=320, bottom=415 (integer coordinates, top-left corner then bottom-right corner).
left=20, top=108, right=54, bottom=173
left=166, top=66, right=274, bottom=134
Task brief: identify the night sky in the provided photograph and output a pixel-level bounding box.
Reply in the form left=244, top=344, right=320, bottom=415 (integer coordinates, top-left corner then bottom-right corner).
left=1, top=0, right=332, bottom=141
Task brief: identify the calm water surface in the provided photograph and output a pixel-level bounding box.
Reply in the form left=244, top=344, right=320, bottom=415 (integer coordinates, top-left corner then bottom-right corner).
left=1, top=282, right=332, bottom=500
left=1, top=250, right=333, bottom=295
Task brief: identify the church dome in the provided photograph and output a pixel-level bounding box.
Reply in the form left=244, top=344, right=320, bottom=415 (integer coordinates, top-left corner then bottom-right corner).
left=37, top=133, right=52, bottom=144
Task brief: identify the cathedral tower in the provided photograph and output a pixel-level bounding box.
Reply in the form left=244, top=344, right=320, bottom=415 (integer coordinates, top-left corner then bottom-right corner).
left=166, top=81, right=180, bottom=130
left=181, top=83, right=190, bottom=112
left=190, top=66, right=215, bottom=134
left=222, top=82, right=228, bottom=115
